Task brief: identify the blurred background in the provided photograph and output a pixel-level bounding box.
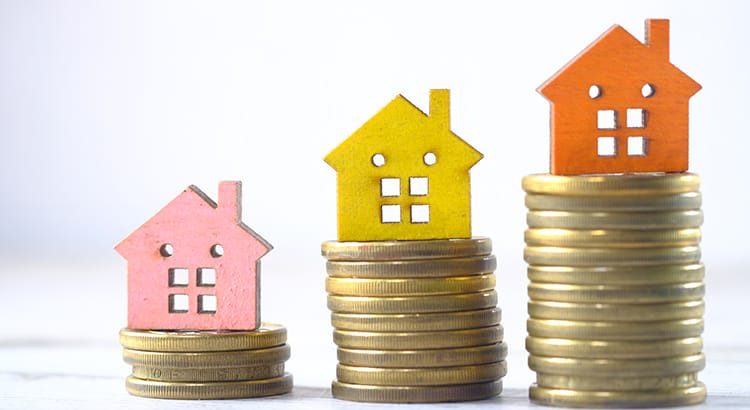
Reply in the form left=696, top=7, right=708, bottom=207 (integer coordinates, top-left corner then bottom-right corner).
left=1, top=0, right=748, bottom=390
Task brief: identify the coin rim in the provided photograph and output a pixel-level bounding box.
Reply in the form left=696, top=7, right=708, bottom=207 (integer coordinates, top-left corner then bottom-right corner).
left=335, top=362, right=507, bottom=386
left=331, top=379, right=503, bottom=403
left=525, top=336, right=703, bottom=359
left=522, top=173, right=700, bottom=196
left=321, top=237, right=492, bottom=261
left=527, top=318, right=704, bottom=340
left=326, top=274, right=496, bottom=296
left=122, top=344, right=291, bottom=368
left=333, top=325, right=504, bottom=349
left=529, top=382, right=706, bottom=407
left=336, top=342, right=508, bottom=368
left=331, top=308, right=502, bottom=331
left=327, top=290, right=498, bottom=314
left=119, top=323, right=287, bottom=352
left=125, top=373, right=293, bottom=399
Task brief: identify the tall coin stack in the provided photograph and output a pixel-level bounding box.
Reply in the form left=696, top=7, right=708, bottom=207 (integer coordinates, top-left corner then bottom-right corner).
left=522, top=173, right=706, bottom=408
left=321, top=237, right=507, bottom=403
left=119, top=324, right=293, bottom=399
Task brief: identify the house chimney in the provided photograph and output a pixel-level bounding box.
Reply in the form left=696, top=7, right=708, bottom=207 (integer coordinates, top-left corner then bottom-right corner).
left=646, top=19, right=670, bottom=60
left=429, top=89, right=450, bottom=129
left=218, top=181, right=242, bottom=221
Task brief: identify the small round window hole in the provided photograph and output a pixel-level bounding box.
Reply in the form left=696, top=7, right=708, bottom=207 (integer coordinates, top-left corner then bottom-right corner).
left=588, top=85, right=602, bottom=99
left=211, top=244, right=224, bottom=258
left=641, top=83, right=655, bottom=98
left=371, top=153, right=385, bottom=167
left=160, top=243, right=174, bottom=257
left=423, top=152, right=437, bottom=166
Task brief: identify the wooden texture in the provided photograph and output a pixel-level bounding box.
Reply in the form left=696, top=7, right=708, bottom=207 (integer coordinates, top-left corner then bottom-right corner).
left=115, top=181, right=272, bottom=330
left=325, top=89, right=483, bottom=241
left=538, top=19, right=701, bottom=175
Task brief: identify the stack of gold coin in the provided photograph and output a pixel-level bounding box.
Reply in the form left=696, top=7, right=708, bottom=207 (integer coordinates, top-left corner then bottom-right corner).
left=522, top=173, right=706, bottom=408
left=119, top=323, right=293, bottom=399
left=322, top=237, right=506, bottom=403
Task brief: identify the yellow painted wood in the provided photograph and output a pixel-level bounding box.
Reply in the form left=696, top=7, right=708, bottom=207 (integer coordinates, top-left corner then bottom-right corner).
left=325, top=89, right=483, bottom=241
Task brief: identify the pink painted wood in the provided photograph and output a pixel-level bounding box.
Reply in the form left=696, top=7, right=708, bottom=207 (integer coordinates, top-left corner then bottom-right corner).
left=115, top=181, right=272, bottom=330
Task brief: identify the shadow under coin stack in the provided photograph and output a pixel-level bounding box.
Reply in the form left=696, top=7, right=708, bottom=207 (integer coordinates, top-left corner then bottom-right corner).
left=119, top=324, right=293, bottom=399
left=522, top=173, right=706, bottom=408
left=322, top=238, right=507, bottom=403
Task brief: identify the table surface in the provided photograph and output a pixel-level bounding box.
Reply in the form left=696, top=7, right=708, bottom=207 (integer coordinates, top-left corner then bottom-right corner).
left=2, top=259, right=748, bottom=410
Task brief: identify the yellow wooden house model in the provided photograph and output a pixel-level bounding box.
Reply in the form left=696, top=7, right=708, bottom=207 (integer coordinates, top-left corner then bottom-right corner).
left=325, top=89, right=483, bottom=241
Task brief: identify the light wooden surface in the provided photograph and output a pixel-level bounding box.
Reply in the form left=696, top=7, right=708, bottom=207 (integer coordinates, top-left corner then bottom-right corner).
left=2, top=259, right=748, bottom=409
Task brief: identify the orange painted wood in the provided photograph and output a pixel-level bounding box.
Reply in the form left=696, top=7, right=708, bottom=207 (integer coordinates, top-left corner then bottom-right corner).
left=538, top=19, right=701, bottom=175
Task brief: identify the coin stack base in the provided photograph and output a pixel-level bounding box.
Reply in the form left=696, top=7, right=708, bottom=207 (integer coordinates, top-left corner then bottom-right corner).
left=523, top=173, right=706, bottom=408
left=322, top=238, right=505, bottom=403
left=119, top=323, right=293, bottom=400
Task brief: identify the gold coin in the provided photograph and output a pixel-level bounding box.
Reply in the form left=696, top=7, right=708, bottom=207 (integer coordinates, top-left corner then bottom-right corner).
left=331, top=308, right=501, bottom=332
left=321, top=237, right=492, bottom=261
left=333, top=325, right=503, bottom=349
left=331, top=379, right=502, bottom=403
left=337, top=342, right=508, bottom=368
left=527, top=210, right=703, bottom=229
left=528, top=300, right=705, bottom=322
left=336, top=362, right=506, bottom=386
left=525, top=192, right=702, bottom=211
left=328, top=291, right=497, bottom=314
left=122, top=344, right=291, bottom=368
left=527, top=264, right=705, bottom=285
left=131, top=363, right=285, bottom=382
left=527, top=318, right=703, bottom=340
left=119, top=323, right=286, bottom=352
left=522, top=173, right=700, bottom=196
left=327, top=255, right=496, bottom=278
left=529, top=382, right=706, bottom=408
left=528, top=354, right=705, bottom=377
left=526, top=337, right=703, bottom=359
left=524, top=228, right=701, bottom=248
left=125, top=373, right=293, bottom=399
left=536, top=373, right=699, bottom=391
left=528, top=282, right=704, bottom=304
left=326, top=274, right=496, bottom=296
left=524, top=246, right=700, bottom=266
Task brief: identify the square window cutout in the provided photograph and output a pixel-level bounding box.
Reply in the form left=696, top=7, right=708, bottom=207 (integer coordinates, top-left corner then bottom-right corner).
left=197, top=268, right=216, bottom=286
left=169, top=294, right=189, bottom=313
left=597, top=110, right=617, bottom=130
left=198, top=295, right=217, bottom=313
left=411, top=204, right=430, bottom=224
left=409, top=177, right=428, bottom=196
left=597, top=137, right=617, bottom=157
left=380, top=178, right=400, bottom=197
left=169, top=268, right=189, bottom=287
left=381, top=204, right=401, bottom=223
left=627, top=108, right=647, bottom=128
left=628, top=136, right=648, bottom=156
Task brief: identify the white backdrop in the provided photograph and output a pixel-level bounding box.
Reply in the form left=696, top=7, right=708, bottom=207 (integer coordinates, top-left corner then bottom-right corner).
left=1, top=0, right=749, bottom=390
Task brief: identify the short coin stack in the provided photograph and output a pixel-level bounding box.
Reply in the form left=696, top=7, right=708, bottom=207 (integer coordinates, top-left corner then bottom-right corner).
left=119, top=323, right=293, bottom=399
left=522, top=173, right=706, bottom=408
left=322, top=237, right=506, bottom=403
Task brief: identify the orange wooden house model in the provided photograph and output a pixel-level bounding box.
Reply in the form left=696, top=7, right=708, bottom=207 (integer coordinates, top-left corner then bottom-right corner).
left=539, top=19, right=701, bottom=175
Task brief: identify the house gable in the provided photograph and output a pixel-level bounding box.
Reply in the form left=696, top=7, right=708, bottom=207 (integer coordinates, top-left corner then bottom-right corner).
left=325, top=92, right=482, bottom=173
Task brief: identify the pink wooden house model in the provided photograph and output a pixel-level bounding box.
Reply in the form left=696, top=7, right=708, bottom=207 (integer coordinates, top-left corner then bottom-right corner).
left=115, top=181, right=272, bottom=330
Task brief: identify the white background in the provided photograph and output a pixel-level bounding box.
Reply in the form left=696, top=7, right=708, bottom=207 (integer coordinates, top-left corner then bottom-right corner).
left=1, top=1, right=749, bottom=408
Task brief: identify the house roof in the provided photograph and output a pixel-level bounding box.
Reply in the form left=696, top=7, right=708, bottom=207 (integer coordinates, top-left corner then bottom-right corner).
left=115, top=182, right=271, bottom=260
left=538, top=20, right=701, bottom=100
left=325, top=91, right=483, bottom=171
